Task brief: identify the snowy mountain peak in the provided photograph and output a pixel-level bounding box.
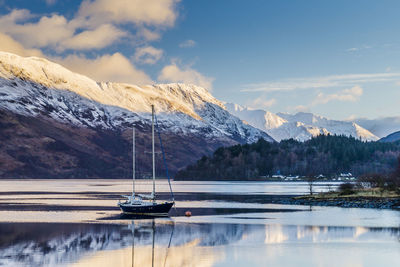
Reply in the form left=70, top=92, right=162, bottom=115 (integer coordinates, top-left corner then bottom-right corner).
left=0, top=51, right=99, bottom=93
left=264, top=111, right=287, bottom=130
left=0, top=51, right=273, bottom=145
left=225, top=103, right=284, bottom=132
left=277, top=112, right=326, bottom=125
left=227, top=104, right=379, bottom=142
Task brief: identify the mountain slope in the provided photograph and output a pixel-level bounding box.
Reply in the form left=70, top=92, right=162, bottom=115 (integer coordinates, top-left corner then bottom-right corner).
left=226, top=103, right=378, bottom=142
left=380, top=131, right=400, bottom=143
left=355, top=117, right=400, bottom=138
left=0, top=52, right=273, bottom=178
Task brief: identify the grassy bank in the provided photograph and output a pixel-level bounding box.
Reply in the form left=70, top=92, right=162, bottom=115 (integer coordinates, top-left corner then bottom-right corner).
left=298, top=188, right=400, bottom=199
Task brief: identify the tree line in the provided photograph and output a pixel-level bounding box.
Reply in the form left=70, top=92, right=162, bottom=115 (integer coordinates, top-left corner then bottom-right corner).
left=175, top=135, right=400, bottom=180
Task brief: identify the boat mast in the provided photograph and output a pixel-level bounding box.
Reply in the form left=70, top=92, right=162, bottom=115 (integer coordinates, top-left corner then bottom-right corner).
left=151, top=105, right=156, bottom=202
left=132, top=127, right=135, bottom=198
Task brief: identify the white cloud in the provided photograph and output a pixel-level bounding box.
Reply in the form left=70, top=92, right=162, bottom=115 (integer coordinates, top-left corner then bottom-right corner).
left=248, top=97, right=276, bottom=109
left=0, top=1, right=189, bottom=86
left=179, top=39, right=196, bottom=48
left=0, top=11, right=128, bottom=51
left=158, top=62, right=214, bottom=90
left=284, top=104, right=310, bottom=114
left=58, top=53, right=153, bottom=84
left=0, top=0, right=180, bottom=52
left=312, top=85, right=363, bottom=106
left=137, top=27, right=161, bottom=41
left=346, top=45, right=373, bottom=53
left=242, top=73, right=400, bottom=92
left=45, top=0, right=57, bottom=5
left=346, top=47, right=358, bottom=52
left=0, top=9, right=32, bottom=24
left=76, top=0, right=180, bottom=28
left=0, top=32, right=44, bottom=57
left=134, top=46, right=163, bottom=64
left=345, top=114, right=358, bottom=121
left=0, top=12, right=75, bottom=48
left=60, top=24, right=127, bottom=51
left=294, top=105, right=310, bottom=113
left=0, top=1, right=182, bottom=85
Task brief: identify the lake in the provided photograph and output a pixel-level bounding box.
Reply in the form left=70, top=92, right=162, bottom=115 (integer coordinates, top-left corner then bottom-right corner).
left=0, top=180, right=399, bottom=267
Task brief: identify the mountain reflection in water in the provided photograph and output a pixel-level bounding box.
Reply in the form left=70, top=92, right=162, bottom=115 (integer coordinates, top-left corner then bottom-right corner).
left=0, top=221, right=399, bottom=267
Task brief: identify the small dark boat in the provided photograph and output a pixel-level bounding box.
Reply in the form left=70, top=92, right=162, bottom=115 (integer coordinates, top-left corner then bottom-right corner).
left=120, top=201, right=174, bottom=215
left=119, top=105, right=174, bottom=216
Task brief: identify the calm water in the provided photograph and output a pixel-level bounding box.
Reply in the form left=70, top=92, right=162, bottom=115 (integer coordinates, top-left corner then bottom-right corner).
left=0, top=180, right=399, bottom=267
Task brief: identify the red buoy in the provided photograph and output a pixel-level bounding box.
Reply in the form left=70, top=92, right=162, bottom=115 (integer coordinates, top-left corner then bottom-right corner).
left=185, top=211, right=192, bottom=217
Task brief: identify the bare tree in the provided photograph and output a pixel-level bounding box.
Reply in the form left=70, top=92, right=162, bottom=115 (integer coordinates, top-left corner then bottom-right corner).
left=306, top=176, right=316, bottom=195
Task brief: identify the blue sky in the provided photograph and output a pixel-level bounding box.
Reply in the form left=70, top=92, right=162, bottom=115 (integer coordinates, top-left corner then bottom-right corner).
left=1, top=0, right=400, bottom=120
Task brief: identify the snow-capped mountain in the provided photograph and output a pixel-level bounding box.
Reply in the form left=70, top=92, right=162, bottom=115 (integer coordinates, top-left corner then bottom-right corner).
left=277, top=112, right=378, bottom=141
left=0, top=52, right=272, bottom=143
left=225, top=103, right=287, bottom=131
left=355, top=117, right=400, bottom=138
left=226, top=103, right=378, bottom=142
left=0, top=51, right=273, bottom=178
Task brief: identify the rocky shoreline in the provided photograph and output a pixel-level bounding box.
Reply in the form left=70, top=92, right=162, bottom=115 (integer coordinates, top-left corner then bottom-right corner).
left=277, top=195, right=400, bottom=210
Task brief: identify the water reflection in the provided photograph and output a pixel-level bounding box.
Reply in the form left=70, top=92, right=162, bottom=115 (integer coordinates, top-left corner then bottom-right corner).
left=263, top=225, right=400, bottom=244
left=0, top=221, right=399, bottom=266
left=71, top=220, right=222, bottom=267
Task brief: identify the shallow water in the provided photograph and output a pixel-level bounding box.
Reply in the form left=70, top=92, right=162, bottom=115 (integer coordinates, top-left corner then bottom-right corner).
left=0, top=180, right=399, bottom=267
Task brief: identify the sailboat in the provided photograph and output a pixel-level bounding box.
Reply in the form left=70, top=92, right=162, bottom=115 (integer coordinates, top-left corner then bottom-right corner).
left=119, top=105, right=174, bottom=216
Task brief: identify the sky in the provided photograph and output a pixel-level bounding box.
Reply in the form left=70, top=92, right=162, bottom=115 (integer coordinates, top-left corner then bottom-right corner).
left=1, top=0, right=400, bottom=120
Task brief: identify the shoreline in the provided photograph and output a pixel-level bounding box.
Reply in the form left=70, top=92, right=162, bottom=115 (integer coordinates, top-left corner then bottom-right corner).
left=278, top=196, right=400, bottom=209
left=279, top=189, right=400, bottom=209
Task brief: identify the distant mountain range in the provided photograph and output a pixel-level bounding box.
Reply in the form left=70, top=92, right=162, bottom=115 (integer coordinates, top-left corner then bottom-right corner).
left=225, top=103, right=379, bottom=142
left=0, top=52, right=272, bottom=178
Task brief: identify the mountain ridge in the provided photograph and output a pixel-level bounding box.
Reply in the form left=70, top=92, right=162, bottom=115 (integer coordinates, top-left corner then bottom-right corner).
left=226, top=103, right=378, bottom=142
left=380, top=131, right=400, bottom=143
left=0, top=51, right=273, bottom=143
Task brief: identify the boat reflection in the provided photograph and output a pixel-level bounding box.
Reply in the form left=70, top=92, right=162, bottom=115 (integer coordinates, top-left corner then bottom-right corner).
left=71, top=219, right=222, bottom=267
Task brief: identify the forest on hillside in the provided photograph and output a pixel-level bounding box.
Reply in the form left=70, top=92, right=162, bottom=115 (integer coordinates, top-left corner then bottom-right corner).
left=175, top=135, right=400, bottom=180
